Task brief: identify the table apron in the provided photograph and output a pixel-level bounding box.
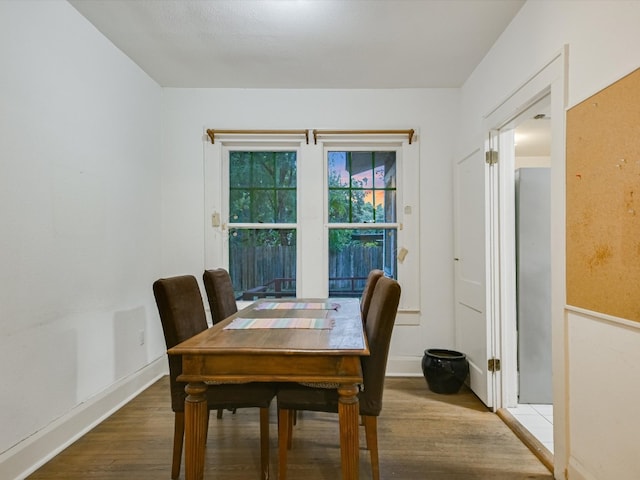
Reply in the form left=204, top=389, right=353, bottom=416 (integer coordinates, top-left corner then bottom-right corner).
left=177, top=353, right=363, bottom=384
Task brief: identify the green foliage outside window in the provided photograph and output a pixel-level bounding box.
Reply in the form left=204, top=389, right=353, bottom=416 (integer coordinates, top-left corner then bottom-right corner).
left=225, top=148, right=398, bottom=296
left=229, top=151, right=297, bottom=224
left=327, top=151, right=397, bottom=253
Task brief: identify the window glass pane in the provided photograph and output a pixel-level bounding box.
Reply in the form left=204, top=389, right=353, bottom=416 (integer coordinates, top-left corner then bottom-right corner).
left=253, top=152, right=275, bottom=188
left=328, top=228, right=397, bottom=296
left=374, top=189, right=397, bottom=223
left=275, top=152, right=297, bottom=187
left=230, top=152, right=251, bottom=188
left=229, top=228, right=296, bottom=300
left=253, top=190, right=275, bottom=223
left=229, top=150, right=297, bottom=223
left=351, top=152, right=373, bottom=188
left=276, top=190, right=296, bottom=222
left=327, top=150, right=396, bottom=224
left=328, top=152, right=349, bottom=187
left=351, top=189, right=374, bottom=223
left=229, top=190, right=250, bottom=222
left=329, top=190, right=350, bottom=223
left=374, top=151, right=396, bottom=188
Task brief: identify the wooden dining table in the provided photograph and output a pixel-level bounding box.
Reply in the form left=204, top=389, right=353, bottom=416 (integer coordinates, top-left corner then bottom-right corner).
left=168, top=298, right=369, bottom=480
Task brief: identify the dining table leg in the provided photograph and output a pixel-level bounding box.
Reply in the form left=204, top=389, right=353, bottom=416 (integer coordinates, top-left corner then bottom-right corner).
left=184, top=381, right=208, bottom=480
left=338, top=383, right=360, bottom=480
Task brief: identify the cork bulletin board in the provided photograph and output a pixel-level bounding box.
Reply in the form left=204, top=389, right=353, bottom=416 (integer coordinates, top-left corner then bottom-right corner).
left=566, top=67, right=640, bottom=322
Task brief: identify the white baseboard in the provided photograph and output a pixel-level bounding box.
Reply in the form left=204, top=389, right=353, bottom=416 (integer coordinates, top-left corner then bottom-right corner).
left=0, top=357, right=167, bottom=480
left=387, top=355, right=423, bottom=377
left=567, top=456, right=598, bottom=480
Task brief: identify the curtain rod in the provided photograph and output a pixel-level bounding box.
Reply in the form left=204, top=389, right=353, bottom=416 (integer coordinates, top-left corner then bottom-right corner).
left=205, top=129, right=417, bottom=145
left=206, top=129, right=309, bottom=144
left=312, top=129, right=415, bottom=144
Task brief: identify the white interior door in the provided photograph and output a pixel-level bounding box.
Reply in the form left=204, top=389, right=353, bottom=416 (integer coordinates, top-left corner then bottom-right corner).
left=453, top=145, right=495, bottom=408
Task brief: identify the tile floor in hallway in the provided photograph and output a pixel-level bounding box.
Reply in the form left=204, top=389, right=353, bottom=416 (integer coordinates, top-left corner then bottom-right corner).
left=507, top=403, right=554, bottom=453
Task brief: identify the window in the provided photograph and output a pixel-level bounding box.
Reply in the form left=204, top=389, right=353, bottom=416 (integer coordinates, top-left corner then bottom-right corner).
left=227, top=150, right=297, bottom=300
left=327, top=151, right=398, bottom=296
left=206, top=132, right=420, bottom=322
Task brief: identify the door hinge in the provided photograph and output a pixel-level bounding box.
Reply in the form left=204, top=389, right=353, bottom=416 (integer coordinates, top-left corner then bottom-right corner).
left=488, top=358, right=501, bottom=372
left=485, top=149, right=498, bottom=165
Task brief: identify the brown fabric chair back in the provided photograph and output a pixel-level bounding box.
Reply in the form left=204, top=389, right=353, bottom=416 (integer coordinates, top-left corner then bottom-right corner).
left=276, top=277, right=401, bottom=417
left=203, top=268, right=238, bottom=324
left=275, top=280, right=399, bottom=480
left=154, top=275, right=275, bottom=479
left=360, top=269, right=384, bottom=323
left=153, top=275, right=208, bottom=412
left=359, top=276, right=401, bottom=416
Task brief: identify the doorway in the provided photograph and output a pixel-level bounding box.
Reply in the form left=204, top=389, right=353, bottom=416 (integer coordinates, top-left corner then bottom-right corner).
left=466, top=51, right=567, bottom=476
left=504, top=97, right=554, bottom=454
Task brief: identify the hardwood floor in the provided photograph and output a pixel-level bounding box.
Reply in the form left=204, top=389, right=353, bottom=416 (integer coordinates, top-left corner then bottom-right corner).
left=28, top=376, right=552, bottom=479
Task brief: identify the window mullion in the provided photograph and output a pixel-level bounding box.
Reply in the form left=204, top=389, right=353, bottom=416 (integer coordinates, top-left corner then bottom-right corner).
left=249, top=152, right=255, bottom=222
left=370, top=152, right=376, bottom=223
left=348, top=152, right=353, bottom=223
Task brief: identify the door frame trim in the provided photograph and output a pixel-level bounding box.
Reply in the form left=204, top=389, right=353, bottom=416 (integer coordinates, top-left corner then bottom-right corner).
left=481, top=47, right=568, bottom=477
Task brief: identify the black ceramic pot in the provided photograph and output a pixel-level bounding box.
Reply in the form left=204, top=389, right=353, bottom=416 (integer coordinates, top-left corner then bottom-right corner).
left=422, top=348, right=469, bottom=394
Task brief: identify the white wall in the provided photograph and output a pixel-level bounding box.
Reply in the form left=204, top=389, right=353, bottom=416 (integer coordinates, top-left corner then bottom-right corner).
left=0, top=1, right=165, bottom=477
left=515, top=156, right=550, bottom=169
left=459, top=1, right=640, bottom=479
left=8, top=1, right=638, bottom=479
left=460, top=0, right=640, bottom=141
left=566, top=309, right=640, bottom=480
left=161, top=88, right=459, bottom=375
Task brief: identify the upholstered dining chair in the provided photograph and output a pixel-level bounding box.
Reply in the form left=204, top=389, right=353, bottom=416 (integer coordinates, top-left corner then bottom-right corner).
left=294, top=269, right=385, bottom=396
left=202, top=268, right=238, bottom=325
left=153, top=275, right=275, bottom=480
left=360, top=269, right=384, bottom=323
left=276, top=276, right=401, bottom=480
left=202, top=268, right=241, bottom=419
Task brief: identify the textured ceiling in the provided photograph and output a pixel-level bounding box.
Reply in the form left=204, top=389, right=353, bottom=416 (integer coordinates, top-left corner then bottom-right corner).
left=69, top=0, right=525, bottom=88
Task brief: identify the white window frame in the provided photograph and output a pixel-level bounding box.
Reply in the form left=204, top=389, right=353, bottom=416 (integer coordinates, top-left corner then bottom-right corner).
left=323, top=146, right=401, bottom=285
left=204, top=133, right=421, bottom=324
left=318, top=137, right=421, bottom=325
